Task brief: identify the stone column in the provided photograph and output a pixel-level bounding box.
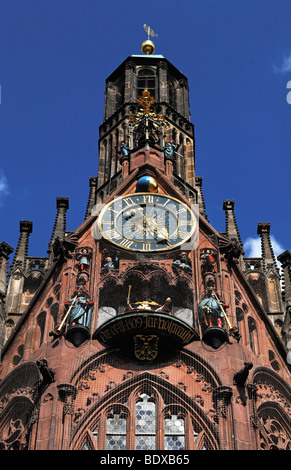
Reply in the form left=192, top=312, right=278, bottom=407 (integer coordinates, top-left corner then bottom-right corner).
left=247, top=384, right=259, bottom=449
left=57, top=383, right=77, bottom=450
left=212, top=386, right=233, bottom=450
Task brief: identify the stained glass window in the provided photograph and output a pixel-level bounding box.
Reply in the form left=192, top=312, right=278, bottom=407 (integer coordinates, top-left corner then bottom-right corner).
left=164, top=414, right=185, bottom=450
left=106, top=413, right=127, bottom=450
left=135, top=393, right=156, bottom=450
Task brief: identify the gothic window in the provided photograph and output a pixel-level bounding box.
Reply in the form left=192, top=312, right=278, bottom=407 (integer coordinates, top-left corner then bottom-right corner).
left=268, top=350, right=280, bottom=372
left=137, top=69, right=156, bottom=98
left=50, top=303, right=59, bottom=329
left=234, top=290, right=242, bottom=305
left=236, top=307, right=245, bottom=341
left=0, top=398, right=33, bottom=450
left=12, top=344, right=24, bottom=366
left=36, top=311, right=46, bottom=348
left=259, top=410, right=291, bottom=450
left=106, top=411, right=127, bottom=450
left=135, top=393, right=156, bottom=450
left=46, top=297, right=53, bottom=308
left=79, top=382, right=216, bottom=450
left=164, top=413, right=185, bottom=450
left=53, top=283, right=61, bottom=299
left=248, top=317, right=259, bottom=354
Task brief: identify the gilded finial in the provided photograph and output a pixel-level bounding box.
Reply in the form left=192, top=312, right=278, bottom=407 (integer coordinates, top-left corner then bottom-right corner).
left=128, top=89, right=164, bottom=123
left=141, top=24, right=158, bottom=55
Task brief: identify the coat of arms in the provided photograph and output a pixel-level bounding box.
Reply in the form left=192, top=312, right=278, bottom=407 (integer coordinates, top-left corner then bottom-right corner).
left=134, top=334, right=159, bottom=360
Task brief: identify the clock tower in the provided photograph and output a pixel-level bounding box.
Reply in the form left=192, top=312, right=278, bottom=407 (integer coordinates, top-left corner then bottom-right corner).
left=0, top=31, right=290, bottom=452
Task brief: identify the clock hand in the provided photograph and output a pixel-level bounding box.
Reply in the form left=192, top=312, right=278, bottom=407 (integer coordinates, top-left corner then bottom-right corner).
left=146, top=220, right=170, bottom=243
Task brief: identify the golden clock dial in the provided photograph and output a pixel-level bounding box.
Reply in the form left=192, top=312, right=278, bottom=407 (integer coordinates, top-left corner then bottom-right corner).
left=98, top=193, right=196, bottom=252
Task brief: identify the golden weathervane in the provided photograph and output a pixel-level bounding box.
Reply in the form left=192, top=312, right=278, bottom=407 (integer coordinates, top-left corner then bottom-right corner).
left=141, top=24, right=158, bottom=55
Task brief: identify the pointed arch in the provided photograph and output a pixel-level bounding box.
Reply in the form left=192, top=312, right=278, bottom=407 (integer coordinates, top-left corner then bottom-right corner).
left=0, top=362, right=42, bottom=450
left=70, top=350, right=221, bottom=450
left=252, top=367, right=291, bottom=450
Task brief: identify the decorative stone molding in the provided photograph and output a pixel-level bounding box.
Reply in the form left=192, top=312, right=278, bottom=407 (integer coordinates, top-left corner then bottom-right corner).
left=57, top=383, right=77, bottom=415
left=212, top=386, right=233, bottom=419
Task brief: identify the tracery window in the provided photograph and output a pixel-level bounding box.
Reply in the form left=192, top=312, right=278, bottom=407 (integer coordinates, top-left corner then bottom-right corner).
left=259, top=413, right=291, bottom=450
left=80, top=384, right=214, bottom=450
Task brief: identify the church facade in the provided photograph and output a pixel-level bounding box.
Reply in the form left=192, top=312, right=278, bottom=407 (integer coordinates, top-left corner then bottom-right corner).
left=0, top=37, right=290, bottom=451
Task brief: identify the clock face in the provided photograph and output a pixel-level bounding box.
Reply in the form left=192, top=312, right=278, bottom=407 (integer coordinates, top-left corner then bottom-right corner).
left=98, top=193, right=197, bottom=252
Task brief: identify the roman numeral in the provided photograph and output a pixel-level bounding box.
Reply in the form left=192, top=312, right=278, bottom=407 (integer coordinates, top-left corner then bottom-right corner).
left=123, top=197, right=135, bottom=206
left=142, top=243, right=152, bottom=251
left=176, top=207, right=186, bottom=215
left=119, top=239, right=134, bottom=248
left=143, top=195, right=154, bottom=203
left=103, top=229, right=119, bottom=240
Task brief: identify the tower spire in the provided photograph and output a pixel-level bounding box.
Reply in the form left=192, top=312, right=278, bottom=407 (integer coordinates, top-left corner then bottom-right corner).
left=223, top=200, right=242, bottom=244
left=11, top=221, right=33, bottom=270
left=257, top=222, right=277, bottom=272
left=0, top=242, right=13, bottom=315
left=47, top=197, right=69, bottom=261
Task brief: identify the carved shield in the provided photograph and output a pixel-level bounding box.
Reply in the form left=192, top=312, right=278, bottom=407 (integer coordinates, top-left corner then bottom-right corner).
left=134, top=334, right=159, bottom=360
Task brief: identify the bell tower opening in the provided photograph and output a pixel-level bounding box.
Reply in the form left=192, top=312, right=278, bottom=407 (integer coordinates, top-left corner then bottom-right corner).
left=137, top=69, right=156, bottom=98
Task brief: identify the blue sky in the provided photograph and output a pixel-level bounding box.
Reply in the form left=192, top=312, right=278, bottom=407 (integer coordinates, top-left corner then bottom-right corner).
left=0, top=0, right=290, bottom=264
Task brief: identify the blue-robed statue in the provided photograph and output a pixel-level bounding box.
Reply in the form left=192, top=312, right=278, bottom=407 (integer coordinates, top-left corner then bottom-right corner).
left=164, top=141, right=178, bottom=158
left=172, top=252, right=192, bottom=273
left=198, top=291, right=225, bottom=328
left=101, top=255, right=119, bottom=273
left=119, top=142, right=130, bottom=157
left=66, top=295, right=94, bottom=329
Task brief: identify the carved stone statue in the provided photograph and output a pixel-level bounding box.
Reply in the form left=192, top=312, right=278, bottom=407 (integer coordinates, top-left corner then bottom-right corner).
left=66, top=295, right=94, bottom=329
left=76, top=248, right=91, bottom=272
left=119, top=142, right=130, bottom=157
left=198, top=292, right=228, bottom=328
left=172, top=252, right=192, bottom=273
left=101, top=255, right=119, bottom=272
left=200, top=250, right=216, bottom=274
left=164, top=141, right=178, bottom=158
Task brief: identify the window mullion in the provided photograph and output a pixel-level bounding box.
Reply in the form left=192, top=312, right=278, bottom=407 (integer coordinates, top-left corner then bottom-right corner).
left=98, top=414, right=107, bottom=449
left=127, top=393, right=136, bottom=450
left=185, top=412, right=193, bottom=450
left=156, top=394, right=164, bottom=450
